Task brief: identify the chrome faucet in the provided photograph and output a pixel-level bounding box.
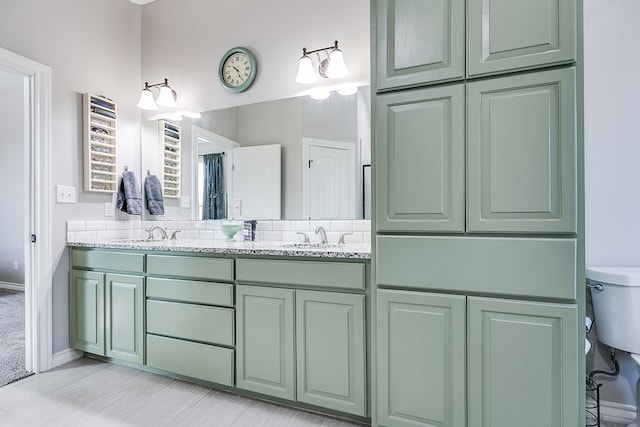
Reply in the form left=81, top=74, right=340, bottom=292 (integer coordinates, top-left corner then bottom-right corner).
left=338, top=232, right=353, bottom=245
left=146, top=226, right=168, bottom=240
left=296, top=231, right=310, bottom=243
left=315, top=226, right=328, bottom=244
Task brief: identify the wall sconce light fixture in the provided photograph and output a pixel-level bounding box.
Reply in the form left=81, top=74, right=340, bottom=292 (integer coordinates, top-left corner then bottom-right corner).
left=295, top=40, right=348, bottom=84
left=137, top=78, right=177, bottom=110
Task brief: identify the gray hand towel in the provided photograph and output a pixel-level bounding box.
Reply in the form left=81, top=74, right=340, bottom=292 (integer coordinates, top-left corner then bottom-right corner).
left=144, top=174, right=165, bottom=215
left=117, top=171, right=142, bottom=215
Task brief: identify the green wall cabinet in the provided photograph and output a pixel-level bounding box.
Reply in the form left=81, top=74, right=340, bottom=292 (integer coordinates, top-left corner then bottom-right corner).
left=467, top=0, right=576, bottom=77
left=467, top=68, right=577, bottom=233
left=236, top=285, right=295, bottom=400
left=375, top=0, right=465, bottom=90
left=296, top=290, right=366, bottom=416
left=376, top=84, right=465, bottom=232
left=235, top=285, right=367, bottom=417
left=467, top=297, right=579, bottom=427
left=71, top=269, right=144, bottom=364
left=377, top=289, right=466, bottom=427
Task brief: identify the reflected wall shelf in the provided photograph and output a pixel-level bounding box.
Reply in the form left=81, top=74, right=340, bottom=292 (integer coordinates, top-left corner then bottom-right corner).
left=159, top=120, right=181, bottom=198
left=83, top=93, right=118, bottom=193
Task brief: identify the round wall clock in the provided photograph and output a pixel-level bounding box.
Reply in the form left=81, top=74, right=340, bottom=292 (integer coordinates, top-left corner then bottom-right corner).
left=218, top=47, right=257, bottom=93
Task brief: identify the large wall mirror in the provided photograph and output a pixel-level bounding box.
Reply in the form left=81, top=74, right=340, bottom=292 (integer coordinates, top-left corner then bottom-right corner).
left=141, top=86, right=371, bottom=221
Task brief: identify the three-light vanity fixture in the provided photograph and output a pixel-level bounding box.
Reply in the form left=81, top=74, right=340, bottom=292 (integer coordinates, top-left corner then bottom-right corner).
left=137, top=78, right=177, bottom=110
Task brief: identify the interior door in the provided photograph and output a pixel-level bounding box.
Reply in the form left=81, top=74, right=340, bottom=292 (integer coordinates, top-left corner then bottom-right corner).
left=232, top=144, right=281, bottom=219
left=303, top=138, right=355, bottom=219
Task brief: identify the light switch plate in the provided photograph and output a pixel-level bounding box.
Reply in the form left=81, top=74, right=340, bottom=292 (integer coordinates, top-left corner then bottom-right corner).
left=56, top=185, right=76, bottom=204
left=104, top=202, right=114, bottom=217
left=180, top=196, right=191, bottom=208
left=232, top=199, right=242, bottom=217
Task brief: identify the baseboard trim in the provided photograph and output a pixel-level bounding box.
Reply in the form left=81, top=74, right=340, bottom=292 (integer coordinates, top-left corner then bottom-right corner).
left=51, top=348, right=83, bottom=368
left=601, top=400, right=636, bottom=423
left=0, top=282, right=25, bottom=291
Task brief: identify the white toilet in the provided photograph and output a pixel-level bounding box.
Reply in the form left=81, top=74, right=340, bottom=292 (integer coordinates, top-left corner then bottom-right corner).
left=587, top=267, right=640, bottom=427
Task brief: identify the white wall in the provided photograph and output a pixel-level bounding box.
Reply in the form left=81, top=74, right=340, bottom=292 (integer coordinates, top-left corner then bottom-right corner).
left=140, top=0, right=370, bottom=115
left=0, top=72, right=25, bottom=286
left=0, top=0, right=142, bottom=353
left=584, top=0, right=640, bottom=411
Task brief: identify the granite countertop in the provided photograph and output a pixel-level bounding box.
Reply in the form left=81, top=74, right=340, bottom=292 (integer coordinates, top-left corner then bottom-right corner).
left=68, top=239, right=371, bottom=260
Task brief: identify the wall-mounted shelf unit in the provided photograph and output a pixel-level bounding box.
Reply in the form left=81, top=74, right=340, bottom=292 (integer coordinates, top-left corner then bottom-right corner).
left=159, top=120, right=181, bottom=198
left=83, top=93, right=118, bottom=193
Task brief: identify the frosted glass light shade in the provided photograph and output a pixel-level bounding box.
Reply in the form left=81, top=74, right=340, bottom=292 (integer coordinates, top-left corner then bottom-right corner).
left=296, top=55, right=318, bottom=84
left=156, top=85, right=177, bottom=107
left=136, top=89, right=158, bottom=110
left=309, top=87, right=330, bottom=100
left=336, top=83, right=358, bottom=96
left=325, top=48, right=348, bottom=78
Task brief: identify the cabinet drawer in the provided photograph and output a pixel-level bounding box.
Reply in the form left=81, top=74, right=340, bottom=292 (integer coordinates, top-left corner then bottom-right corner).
left=72, top=249, right=144, bottom=273
left=236, top=259, right=365, bottom=290
left=147, top=277, right=233, bottom=307
left=146, top=254, right=233, bottom=281
left=146, top=300, right=234, bottom=346
left=376, top=235, right=576, bottom=300
left=146, top=334, right=233, bottom=387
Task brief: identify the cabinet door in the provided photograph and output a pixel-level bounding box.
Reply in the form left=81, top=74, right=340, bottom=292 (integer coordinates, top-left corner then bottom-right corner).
left=375, top=0, right=464, bottom=90
left=467, top=297, right=578, bottom=427
left=377, top=289, right=466, bottom=427
left=467, top=68, right=576, bottom=233
left=105, top=273, right=144, bottom=364
left=467, top=0, right=576, bottom=76
left=296, top=290, right=366, bottom=416
left=235, top=285, right=295, bottom=401
left=376, top=84, right=465, bottom=233
left=70, top=270, right=105, bottom=355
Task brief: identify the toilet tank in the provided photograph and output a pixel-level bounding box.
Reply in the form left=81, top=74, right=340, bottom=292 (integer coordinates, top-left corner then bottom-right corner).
left=587, top=267, right=640, bottom=354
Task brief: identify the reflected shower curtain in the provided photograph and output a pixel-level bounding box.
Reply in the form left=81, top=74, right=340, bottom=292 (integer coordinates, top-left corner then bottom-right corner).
left=202, top=153, right=225, bottom=220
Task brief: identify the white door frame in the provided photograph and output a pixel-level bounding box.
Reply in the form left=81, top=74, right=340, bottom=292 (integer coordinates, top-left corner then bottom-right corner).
left=191, top=125, right=239, bottom=220
left=302, top=137, right=356, bottom=219
left=0, top=47, right=53, bottom=373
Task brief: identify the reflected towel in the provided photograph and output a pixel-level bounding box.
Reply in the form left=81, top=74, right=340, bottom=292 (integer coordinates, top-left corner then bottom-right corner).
left=144, top=174, right=165, bottom=215
left=117, top=171, right=142, bottom=215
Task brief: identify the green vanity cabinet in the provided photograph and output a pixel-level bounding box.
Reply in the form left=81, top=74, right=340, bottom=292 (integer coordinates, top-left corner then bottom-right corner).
left=235, top=258, right=368, bottom=417
left=235, top=285, right=295, bottom=400
left=296, top=290, right=366, bottom=416
left=375, top=83, right=465, bottom=233
left=375, top=0, right=465, bottom=90
left=467, top=67, right=577, bottom=233
left=377, top=289, right=466, bottom=427
left=70, top=249, right=145, bottom=364
left=377, top=289, right=578, bottom=427
left=145, top=255, right=235, bottom=387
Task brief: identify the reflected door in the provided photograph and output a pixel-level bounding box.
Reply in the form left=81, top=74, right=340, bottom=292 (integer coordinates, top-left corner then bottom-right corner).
left=303, top=138, right=355, bottom=219
left=232, top=144, right=281, bottom=219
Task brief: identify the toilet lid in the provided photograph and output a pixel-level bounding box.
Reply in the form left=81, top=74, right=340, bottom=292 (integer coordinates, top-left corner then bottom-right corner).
left=586, top=267, right=640, bottom=286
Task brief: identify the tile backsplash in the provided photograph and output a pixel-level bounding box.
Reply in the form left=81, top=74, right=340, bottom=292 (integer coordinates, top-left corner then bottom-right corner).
left=67, top=219, right=371, bottom=244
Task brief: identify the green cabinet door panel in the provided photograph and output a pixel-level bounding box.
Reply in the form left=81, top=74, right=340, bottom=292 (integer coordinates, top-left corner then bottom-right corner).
left=467, top=68, right=576, bottom=233
left=375, top=0, right=464, bottom=90
left=105, top=274, right=144, bottom=364
left=467, top=297, right=579, bottom=427
left=235, top=285, right=295, bottom=401
left=376, top=235, right=576, bottom=300
left=467, top=0, right=576, bottom=76
left=70, top=270, right=105, bottom=355
left=376, top=84, right=465, bottom=232
left=296, top=290, right=366, bottom=416
left=377, top=289, right=465, bottom=427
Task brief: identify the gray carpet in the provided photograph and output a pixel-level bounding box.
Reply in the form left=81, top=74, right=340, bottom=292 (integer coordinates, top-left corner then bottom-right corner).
left=0, top=288, right=32, bottom=387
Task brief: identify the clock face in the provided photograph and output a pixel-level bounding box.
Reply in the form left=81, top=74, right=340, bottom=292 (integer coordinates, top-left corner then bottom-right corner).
left=219, top=48, right=257, bottom=93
